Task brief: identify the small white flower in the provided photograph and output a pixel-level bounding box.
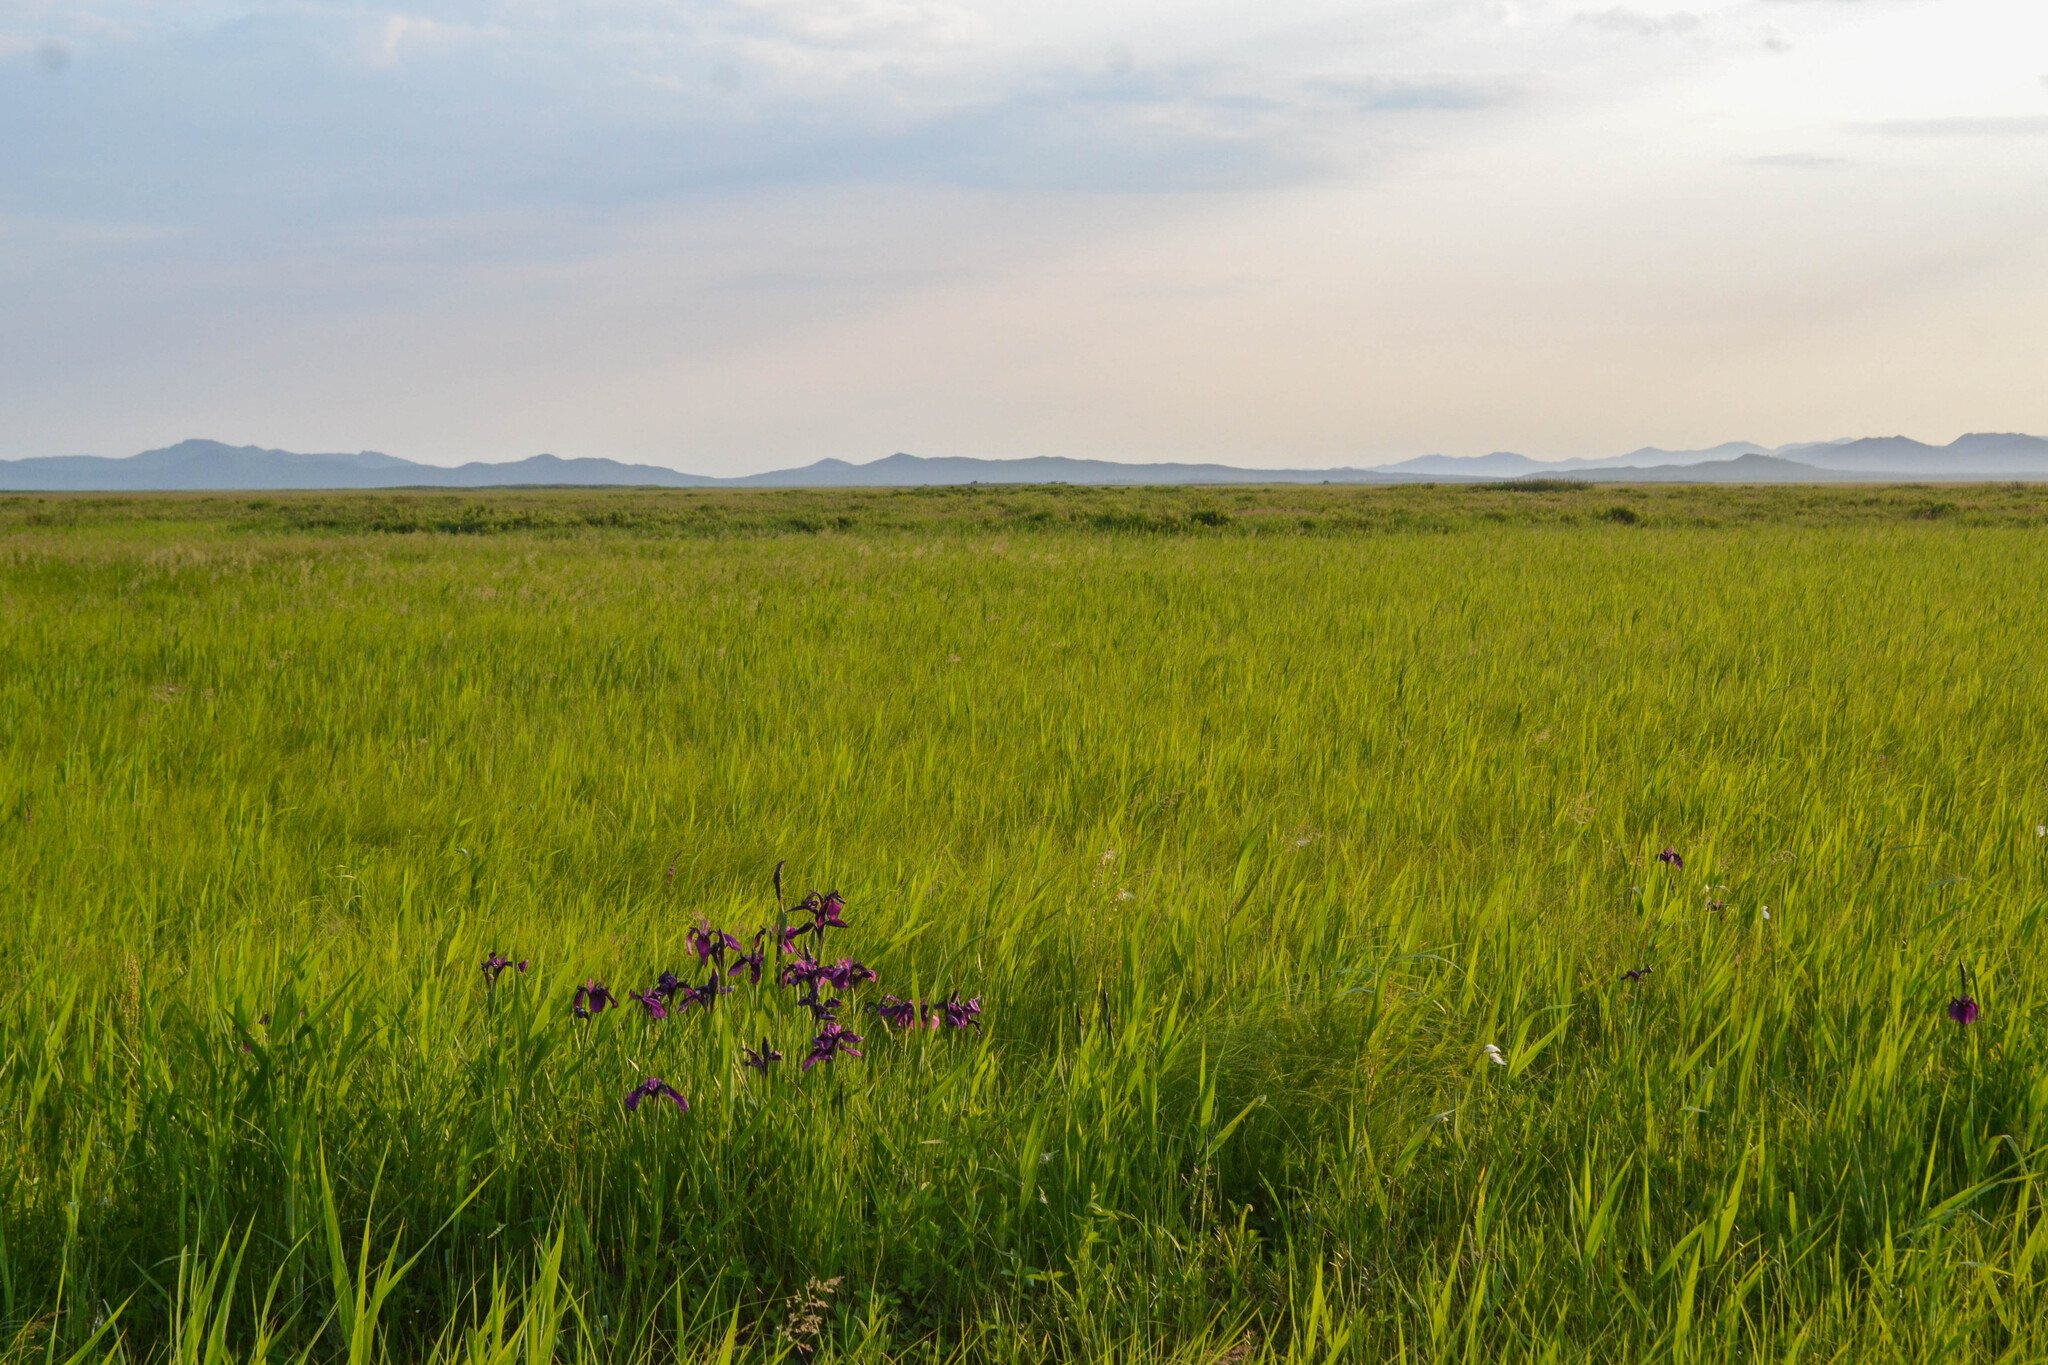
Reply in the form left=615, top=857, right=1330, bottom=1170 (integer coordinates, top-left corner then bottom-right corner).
left=1761, top=906, right=1771, bottom=920
left=2037, top=825, right=2045, bottom=838
left=1482, top=1043, right=1507, bottom=1066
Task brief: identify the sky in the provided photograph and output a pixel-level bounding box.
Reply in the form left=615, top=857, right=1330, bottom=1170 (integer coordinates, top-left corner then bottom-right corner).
left=2, top=0, right=2044, bottom=473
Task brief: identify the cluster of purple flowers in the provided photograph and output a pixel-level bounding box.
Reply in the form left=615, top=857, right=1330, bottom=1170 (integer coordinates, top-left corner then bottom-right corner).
left=867, top=991, right=983, bottom=1034
left=601, top=876, right=985, bottom=1114
left=476, top=876, right=985, bottom=1117
left=781, top=957, right=877, bottom=993
left=692, top=927, right=769, bottom=984
left=774, top=892, right=874, bottom=1066
left=645, top=971, right=732, bottom=1019
left=804, top=1021, right=863, bottom=1070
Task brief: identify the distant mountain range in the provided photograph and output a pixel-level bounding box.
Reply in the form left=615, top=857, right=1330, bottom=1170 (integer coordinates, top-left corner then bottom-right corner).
left=4, top=434, right=2047, bottom=491
left=1379, top=434, right=2048, bottom=480
left=0, top=444, right=717, bottom=492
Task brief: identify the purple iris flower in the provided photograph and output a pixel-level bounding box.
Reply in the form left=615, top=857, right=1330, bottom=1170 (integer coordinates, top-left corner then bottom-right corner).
left=741, top=1038, right=783, bottom=1073
left=625, top=1077, right=688, bottom=1113
left=759, top=923, right=810, bottom=954
left=820, top=959, right=877, bottom=991
left=630, top=988, right=670, bottom=1021
left=1657, top=847, right=1683, bottom=870
left=574, top=980, right=615, bottom=1019
left=935, top=992, right=983, bottom=1032
left=727, top=950, right=767, bottom=985
left=1622, top=967, right=1653, bottom=983
left=481, top=952, right=529, bottom=984
left=678, top=979, right=732, bottom=1012
left=1948, top=996, right=1980, bottom=1026
left=688, top=927, right=744, bottom=968
left=780, top=956, right=823, bottom=990
left=868, top=996, right=924, bottom=1030
left=797, top=993, right=843, bottom=1022
left=802, top=1021, right=864, bottom=1071
left=655, top=971, right=686, bottom=999
left=813, top=893, right=850, bottom=933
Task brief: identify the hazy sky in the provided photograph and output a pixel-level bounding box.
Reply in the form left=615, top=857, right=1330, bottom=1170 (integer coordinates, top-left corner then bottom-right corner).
left=3, top=0, right=2044, bottom=472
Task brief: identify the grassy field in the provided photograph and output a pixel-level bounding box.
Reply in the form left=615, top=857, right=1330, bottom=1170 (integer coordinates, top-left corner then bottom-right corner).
left=2, top=484, right=2046, bottom=1364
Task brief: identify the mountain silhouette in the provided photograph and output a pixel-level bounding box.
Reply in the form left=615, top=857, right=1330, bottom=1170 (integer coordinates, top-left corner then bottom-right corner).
left=0, top=440, right=713, bottom=491
left=5, top=433, right=2048, bottom=491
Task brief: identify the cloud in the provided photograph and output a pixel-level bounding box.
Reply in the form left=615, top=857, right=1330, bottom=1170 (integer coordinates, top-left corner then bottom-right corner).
left=0, top=5, right=1518, bottom=231
left=362, top=15, right=499, bottom=70
left=1742, top=152, right=1844, bottom=167
left=1574, top=8, right=1705, bottom=37
left=1860, top=115, right=2048, bottom=136
left=1, top=34, right=71, bottom=68
left=770, top=65, right=1516, bottom=194
left=1305, top=75, right=1518, bottom=113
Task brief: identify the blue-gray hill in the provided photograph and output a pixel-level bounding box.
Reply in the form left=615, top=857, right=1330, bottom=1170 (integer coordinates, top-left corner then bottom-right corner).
left=5, top=433, right=2048, bottom=490
left=0, top=440, right=714, bottom=492
left=731, top=453, right=1412, bottom=487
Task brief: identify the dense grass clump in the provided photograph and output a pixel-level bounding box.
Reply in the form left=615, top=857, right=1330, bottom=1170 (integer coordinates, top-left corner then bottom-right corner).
left=2, top=486, right=2046, bottom=1363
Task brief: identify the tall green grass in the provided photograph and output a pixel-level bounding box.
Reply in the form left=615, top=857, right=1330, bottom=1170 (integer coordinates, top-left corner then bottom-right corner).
left=2, top=490, right=2045, bottom=1362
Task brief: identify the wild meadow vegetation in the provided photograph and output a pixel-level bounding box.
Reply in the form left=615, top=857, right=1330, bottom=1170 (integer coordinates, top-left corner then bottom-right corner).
left=2, top=483, right=2046, bottom=1364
